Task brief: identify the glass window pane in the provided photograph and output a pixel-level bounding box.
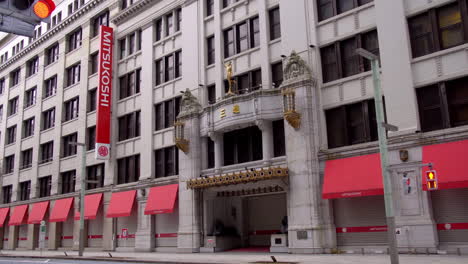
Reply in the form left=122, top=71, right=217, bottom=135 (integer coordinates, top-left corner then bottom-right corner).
left=438, top=4, right=463, bottom=49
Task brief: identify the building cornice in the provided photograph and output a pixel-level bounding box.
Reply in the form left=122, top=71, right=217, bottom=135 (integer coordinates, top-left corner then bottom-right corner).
left=0, top=0, right=106, bottom=72
left=112, top=0, right=160, bottom=25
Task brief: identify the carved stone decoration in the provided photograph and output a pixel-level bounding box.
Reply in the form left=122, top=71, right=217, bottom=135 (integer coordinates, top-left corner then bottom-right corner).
left=175, top=138, right=189, bottom=153
left=399, top=149, right=409, bottom=162
left=174, top=121, right=189, bottom=153
left=283, top=50, right=312, bottom=82
left=177, top=88, right=202, bottom=119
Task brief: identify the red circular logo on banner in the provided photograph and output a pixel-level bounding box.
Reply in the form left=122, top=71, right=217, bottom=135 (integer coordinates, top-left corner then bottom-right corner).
left=98, top=146, right=109, bottom=157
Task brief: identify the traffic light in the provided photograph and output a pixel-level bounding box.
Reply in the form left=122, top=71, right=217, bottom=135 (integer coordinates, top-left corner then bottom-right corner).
left=425, top=170, right=438, bottom=191
left=0, top=0, right=56, bottom=37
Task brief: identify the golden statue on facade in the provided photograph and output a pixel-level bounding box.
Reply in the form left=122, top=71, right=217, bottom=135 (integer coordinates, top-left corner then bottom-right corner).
left=224, top=61, right=236, bottom=97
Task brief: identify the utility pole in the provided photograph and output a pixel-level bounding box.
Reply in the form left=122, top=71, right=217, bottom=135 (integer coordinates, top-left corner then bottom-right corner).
left=356, top=48, right=399, bottom=264
left=69, top=141, right=86, bottom=257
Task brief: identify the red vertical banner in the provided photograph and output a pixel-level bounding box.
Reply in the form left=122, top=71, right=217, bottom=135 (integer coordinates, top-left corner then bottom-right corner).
left=95, top=25, right=113, bottom=160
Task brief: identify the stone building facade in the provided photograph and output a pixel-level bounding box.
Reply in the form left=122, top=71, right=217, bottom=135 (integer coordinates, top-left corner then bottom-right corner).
left=0, top=0, right=466, bottom=254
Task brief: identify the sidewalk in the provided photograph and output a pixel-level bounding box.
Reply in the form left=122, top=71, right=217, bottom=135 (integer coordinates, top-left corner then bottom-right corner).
left=0, top=250, right=467, bottom=264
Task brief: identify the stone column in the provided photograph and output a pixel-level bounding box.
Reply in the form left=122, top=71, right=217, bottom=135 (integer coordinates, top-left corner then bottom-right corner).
left=102, top=193, right=115, bottom=251
left=208, top=132, right=223, bottom=173
left=47, top=222, right=59, bottom=250
left=134, top=190, right=155, bottom=252
left=177, top=91, right=202, bottom=253
left=281, top=52, right=330, bottom=254
left=7, top=225, right=18, bottom=250
left=256, top=120, right=273, bottom=166
left=26, top=224, right=38, bottom=249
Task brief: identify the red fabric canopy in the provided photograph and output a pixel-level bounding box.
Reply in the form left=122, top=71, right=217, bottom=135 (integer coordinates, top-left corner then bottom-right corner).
left=0, top=208, right=9, bottom=227
left=27, top=201, right=49, bottom=224
left=323, top=153, right=383, bottom=199
left=75, top=193, right=103, bottom=220
left=422, top=140, right=468, bottom=190
left=144, top=184, right=179, bottom=215
left=49, top=198, right=74, bottom=223
left=106, top=190, right=136, bottom=218
left=9, top=205, right=28, bottom=226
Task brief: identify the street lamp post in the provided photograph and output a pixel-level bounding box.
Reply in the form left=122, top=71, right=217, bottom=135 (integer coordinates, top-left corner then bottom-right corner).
left=356, top=48, right=399, bottom=264
left=69, top=141, right=86, bottom=257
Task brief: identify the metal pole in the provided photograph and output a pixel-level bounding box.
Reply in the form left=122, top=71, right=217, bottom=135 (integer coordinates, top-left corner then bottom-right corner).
left=78, top=144, right=86, bottom=257
left=370, top=58, right=399, bottom=264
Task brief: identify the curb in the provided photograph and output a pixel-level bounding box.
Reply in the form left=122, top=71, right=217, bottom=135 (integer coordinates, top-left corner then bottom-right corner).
left=0, top=254, right=228, bottom=264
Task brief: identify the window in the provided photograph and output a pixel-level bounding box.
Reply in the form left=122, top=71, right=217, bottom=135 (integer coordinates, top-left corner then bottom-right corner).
left=120, top=0, right=133, bottom=10
left=325, top=99, right=378, bottom=148
left=0, top=105, right=3, bottom=122
left=224, top=68, right=262, bottom=94
left=206, top=0, right=214, bottom=16
left=408, top=1, right=468, bottom=58
left=155, top=97, right=181, bottom=131
left=207, top=138, right=214, bottom=169
left=269, top=7, right=281, bottom=40
left=8, top=96, right=19, bottom=116
left=317, top=0, right=373, bottom=21
left=223, top=16, right=259, bottom=58
left=155, top=146, right=179, bottom=177
left=222, top=0, right=240, bottom=8
left=23, top=117, right=35, bottom=138
left=4, top=155, right=14, bottom=174
left=33, top=26, right=42, bottom=40
left=67, top=28, right=82, bottom=52
left=224, top=126, right=263, bottom=165
left=119, top=39, right=126, bottom=59
left=44, top=75, right=57, bottom=98
left=321, top=30, right=379, bottom=82
left=46, top=43, right=59, bottom=65
left=88, top=88, right=97, bottom=112
left=61, top=170, right=76, bottom=194
left=21, top=148, right=33, bottom=169
left=417, top=76, right=468, bottom=132
left=19, top=181, right=31, bottom=201
left=119, top=69, right=141, bottom=99
left=91, top=10, right=109, bottom=37
left=42, top=107, right=55, bottom=130
left=128, top=33, right=135, bottom=55
left=6, top=125, right=16, bottom=144
left=155, top=50, right=182, bottom=85
left=207, top=35, right=215, bottom=65
left=64, top=97, right=79, bottom=121
left=10, top=68, right=20, bottom=87
left=271, top=61, right=283, bottom=88
left=273, top=119, right=286, bottom=157
left=155, top=8, right=182, bottom=41
left=87, top=126, right=96, bottom=150
left=62, top=133, right=78, bottom=157
left=117, top=154, right=140, bottom=184
left=0, top=52, right=8, bottom=64
left=90, top=52, right=99, bottom=75
left=40, top=141, right=54, bottom=163
left=27, top=57, right=39, bottom=77
left=24, top=86, right=37, bottom=108
left=118, top=111, right=141, bottom=141
left=0, top=78, right=4, bottom=94
left=207, top=84, right=216, bottom=104
left=2, top=185, right=12, bottom=204
left=66, top=63, right=81, bottom=86
left=38, top=176, right=52, bottom=198
left=87, top=164, right=104, bottom=190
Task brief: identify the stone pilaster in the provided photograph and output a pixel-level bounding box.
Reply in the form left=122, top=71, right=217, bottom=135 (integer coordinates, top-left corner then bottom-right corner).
left=281, top=52, right=330, bottom=253
left=47, top=222, right=59, bottom=250
left=7, top=225, right=18, bottom=250
left=208, top=132, right=223, bottom=173
left=26, top=224, right=38, bottom=250
left=256, top=120, right=273, bottom=166
left=102, top=194, right=115, bottom=251
left=134, top=192, right=155, bottom=252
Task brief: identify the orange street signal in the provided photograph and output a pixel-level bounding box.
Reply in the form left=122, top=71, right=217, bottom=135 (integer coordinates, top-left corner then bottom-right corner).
left=425, top=170, right=438, bottom=191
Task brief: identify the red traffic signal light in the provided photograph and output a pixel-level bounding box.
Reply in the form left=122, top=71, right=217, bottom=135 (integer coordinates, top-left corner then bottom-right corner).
left=33, top=0, right=55, bottom=19
left=425, top=170, right=438, bottom=191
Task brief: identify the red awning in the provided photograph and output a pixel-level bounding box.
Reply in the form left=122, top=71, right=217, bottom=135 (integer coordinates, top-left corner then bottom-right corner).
left=49, top=198, right=74, bottom=223
left=9, top=205, right=28, bottom=226
left=323, top=153, right=383, bottom=199
left=0, top=208, right=9, bottom=227
left=106, top=190, right=136, bottom=218
left=75, top=193, right=103, bottom=220
left=422, top=140, right=468, bottom=190
left=144, top=184, right=179, bottom=215
left=28, top=201, right=49, bottom=224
